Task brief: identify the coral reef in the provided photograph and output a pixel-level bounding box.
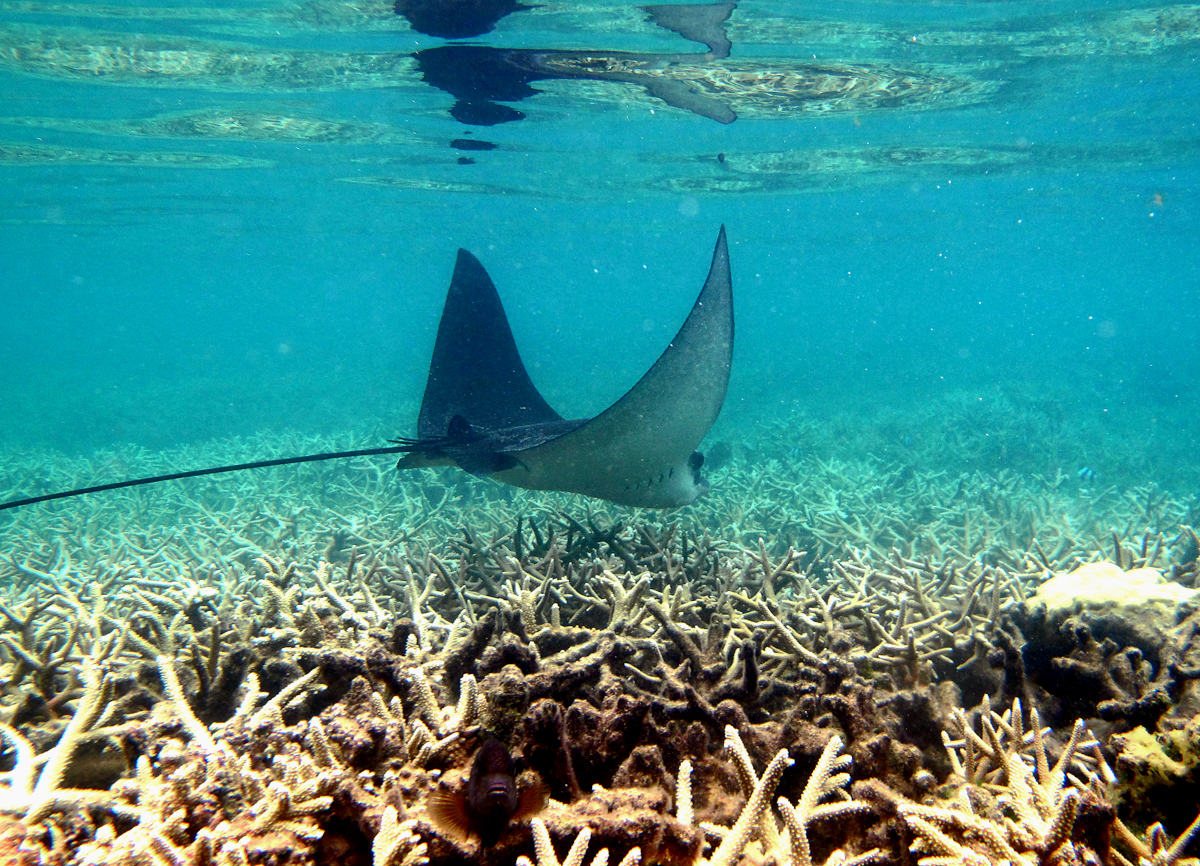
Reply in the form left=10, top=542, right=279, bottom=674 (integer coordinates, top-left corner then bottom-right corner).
left=2, top=427, right=1200, bottom=866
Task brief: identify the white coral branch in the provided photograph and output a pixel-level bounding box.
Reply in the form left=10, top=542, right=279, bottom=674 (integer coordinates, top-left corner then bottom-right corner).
left=776, top=736, right=872, bottom=866
left=519, top=818, right=639, bottom=866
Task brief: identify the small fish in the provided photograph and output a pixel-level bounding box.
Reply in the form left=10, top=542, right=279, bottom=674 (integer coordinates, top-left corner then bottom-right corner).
left=1078, top=467, right=1096, bottom=483
left=426, top=737, right=547, bottom=847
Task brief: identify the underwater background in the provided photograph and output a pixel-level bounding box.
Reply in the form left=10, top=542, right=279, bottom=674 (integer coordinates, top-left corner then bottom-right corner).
left=3, top=0, right=1200, bottom=864
left=1, top=0, right=1197, bottom=490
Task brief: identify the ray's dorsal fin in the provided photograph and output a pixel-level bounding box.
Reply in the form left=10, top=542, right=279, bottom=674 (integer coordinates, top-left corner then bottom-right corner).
left=417, top=249, right=563, bottom=439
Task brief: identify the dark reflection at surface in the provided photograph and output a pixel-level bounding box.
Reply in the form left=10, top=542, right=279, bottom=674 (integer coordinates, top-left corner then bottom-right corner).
left=642, top=2, right=734, bottom=57
left=393, top=0, right=533, bottom=39
left=416, top=46, right=536, bottom=125
left=451, top=138, right=497, bottom=150
left=413, top=2, right=738, bottom=126
left=415, top=46, right=738, bottom=124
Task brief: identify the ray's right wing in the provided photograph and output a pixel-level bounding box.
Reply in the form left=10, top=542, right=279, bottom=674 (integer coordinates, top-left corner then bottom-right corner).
left=499, top=226, right=733, bottom=507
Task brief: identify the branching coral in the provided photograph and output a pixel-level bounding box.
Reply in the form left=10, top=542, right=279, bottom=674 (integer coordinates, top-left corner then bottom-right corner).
left=1112, top=810, right=1200, bottom=866
left=0, top=657, right=124, bottom=823
left=71, top=658, right=337, bottom=865
left=1, top=429, right=1196, bottom=866
left=688, top=727, right=878, bottom=866
left=894, top=698, right=1114, bottom=866
left=776, top=735, right=878, bottom=866
left=374, top=807, right=430, bottom=866
left=519, top=819, right=642, bottom=866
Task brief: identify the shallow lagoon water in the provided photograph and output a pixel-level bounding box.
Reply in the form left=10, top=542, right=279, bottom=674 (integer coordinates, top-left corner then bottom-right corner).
left=1, top=0, right=1199, bottom=862
left=1, top=0, right=1196, bottom=474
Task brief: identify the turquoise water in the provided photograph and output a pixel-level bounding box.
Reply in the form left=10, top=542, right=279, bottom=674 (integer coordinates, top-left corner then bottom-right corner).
left=0, top=0, right=1197, bottom=489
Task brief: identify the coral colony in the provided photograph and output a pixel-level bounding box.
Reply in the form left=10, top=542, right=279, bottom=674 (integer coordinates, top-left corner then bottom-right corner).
left=1, top=428, right=1199, bottom=866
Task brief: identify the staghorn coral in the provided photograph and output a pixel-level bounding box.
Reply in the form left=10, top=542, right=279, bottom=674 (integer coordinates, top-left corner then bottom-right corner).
left=1112, top=810, right=1200, bottom=866
left=373, top=807, right=429, bottom=866
left=3, top=424, right=1200, bottom=866
left=0, top=656, right=126, bottom=825
left=518, top=819, right=642, bottom=866
left=774, top=734, right=878, bottom=866
left=886, top=698, right=1115, bottom=866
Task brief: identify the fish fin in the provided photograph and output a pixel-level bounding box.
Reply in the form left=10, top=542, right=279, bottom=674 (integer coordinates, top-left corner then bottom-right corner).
left=426, top=788, right=473, bottom=842
left=513, top=774, right=549, bottom=822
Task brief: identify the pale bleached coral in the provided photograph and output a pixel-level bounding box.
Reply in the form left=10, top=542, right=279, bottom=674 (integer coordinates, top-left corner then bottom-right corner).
left=518, top=818, right=642, bottom=866
left=896, top=698, right=1113, bottom=866
left=690, top=727, right=878, bottom=866
left=705, top=729, right=794, bottom=866
left=1112, top=810, right=1200, bottom=866
left=71, top=658, right=337, bottom=865
left=2, top=422, right=1197, bottom=866
left=776, top=734, right=877, bottom=866
left=0, top=657, right=124, bottom=823
left=374, top=806, right=430, bottom=866
left=1029, top=562, right=1199, bottom=621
